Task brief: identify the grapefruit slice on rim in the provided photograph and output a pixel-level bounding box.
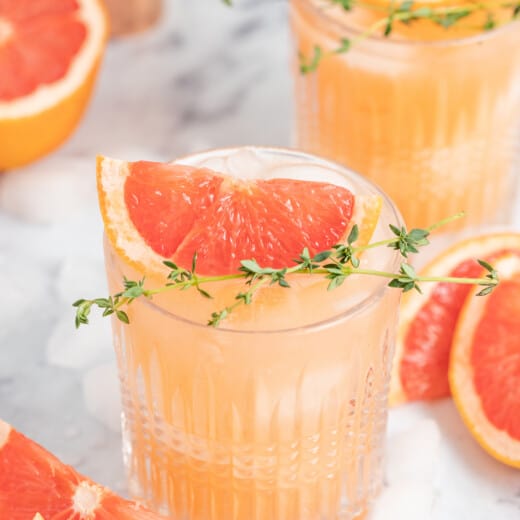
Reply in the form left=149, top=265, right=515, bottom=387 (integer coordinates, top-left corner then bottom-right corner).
left=390, top=233, right=520, bottom=406
left=0, top=419, right=167, bottom=518
left=0, top=0, right=108, bottom=170
left=97, top=156, right=382, bottom=277
left=450, top=253, right=520, bottom=468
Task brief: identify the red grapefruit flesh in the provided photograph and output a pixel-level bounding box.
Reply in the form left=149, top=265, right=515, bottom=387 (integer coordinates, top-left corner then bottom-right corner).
left=400, top=258, right=484, bottom=400
left=471, top=279, right=520, bottom=440
left=124, top=161, right=225, bottom=259
left=0, top=0, right=87, bottom=101
left=0, top=419, right=167, bottom=519
left=450, top=254, right=520, bottom=467
left=0, top=0, right=108, bottom=169
left=100, top=157, right=360, bottom=277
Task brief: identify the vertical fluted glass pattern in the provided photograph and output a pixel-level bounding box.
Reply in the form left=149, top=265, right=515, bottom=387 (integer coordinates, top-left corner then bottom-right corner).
left=110, top=289, right=399, bottom=520
left=105, top=147, right=403, bottom=520
left=291, top=0, right=520, bottom=232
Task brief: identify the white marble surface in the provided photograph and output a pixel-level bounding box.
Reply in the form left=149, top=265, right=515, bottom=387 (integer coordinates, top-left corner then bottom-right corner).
left=0, top=0, right=519, bottom=518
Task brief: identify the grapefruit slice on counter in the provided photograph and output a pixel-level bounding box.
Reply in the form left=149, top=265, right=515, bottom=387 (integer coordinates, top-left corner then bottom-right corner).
left=97, top=156, right=381, bottom=276
left=0, top=419, right=167, bottom=519
left=450, top=253, right=520, bottom=468
left=0, top=0, right=108, bottom=170
left=390, top=233, right=520, bottom=406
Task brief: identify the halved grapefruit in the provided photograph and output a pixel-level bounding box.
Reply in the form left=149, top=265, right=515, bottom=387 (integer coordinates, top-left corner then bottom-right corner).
left=0, top=0, right=108, bottom=170
left=0, top=418, right=167, bottom=519
left=450, top=253, right=520, bottom=468
left=97, top=156, right=381, bottom=277
left=390, top=233, right=520, bottom=406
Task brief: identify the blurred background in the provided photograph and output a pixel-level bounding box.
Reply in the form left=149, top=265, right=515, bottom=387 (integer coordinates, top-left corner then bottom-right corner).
left=0, top=1, right=518, bottom=519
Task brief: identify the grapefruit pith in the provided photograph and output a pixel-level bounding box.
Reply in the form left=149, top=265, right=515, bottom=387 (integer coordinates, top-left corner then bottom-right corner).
left=0, top=0, right=108, bottom=170
left=450, top=254, right=520, bottom=468
left=390, top=233, right=520, bottom=405
left=97, top=156, right=381, bottom=277
left=0, top=418, right=168, bottom=518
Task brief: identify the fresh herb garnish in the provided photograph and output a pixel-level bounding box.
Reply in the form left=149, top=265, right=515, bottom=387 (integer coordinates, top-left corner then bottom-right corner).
left=222, top=0, right=517, bottom=72
left=74, top=213, right=499, bottom=328
left=295, top=0, right=520, bottom=73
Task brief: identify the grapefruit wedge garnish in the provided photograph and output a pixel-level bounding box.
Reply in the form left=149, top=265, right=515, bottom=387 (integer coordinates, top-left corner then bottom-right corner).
left=450, top=253, right=520, bottom=468
left=97, top=156, right=381, bottom=277
left=0, top=419, right=167, bottom=518
left=390, top=233, right=520, bottom=406
left=0, top=0, right=108, bottom=169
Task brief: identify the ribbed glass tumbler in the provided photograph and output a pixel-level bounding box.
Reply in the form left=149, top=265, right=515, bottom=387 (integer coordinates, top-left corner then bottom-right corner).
left=291, top=0, right=520, bottom=233
left=105, top=147, right=403, bottom=520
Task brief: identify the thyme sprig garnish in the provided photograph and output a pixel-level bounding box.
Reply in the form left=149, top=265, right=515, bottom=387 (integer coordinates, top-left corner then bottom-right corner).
left=221, top=0, right=519, bottom=73
left=296, top=0, right=520, bottom=73
left=73, top=213, right=499, bottom=328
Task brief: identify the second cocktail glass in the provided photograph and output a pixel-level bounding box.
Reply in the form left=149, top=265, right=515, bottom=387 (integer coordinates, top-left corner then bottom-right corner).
left=291, top=0, right=520, bottom=232
left=104, top=147, right=403, bottom=520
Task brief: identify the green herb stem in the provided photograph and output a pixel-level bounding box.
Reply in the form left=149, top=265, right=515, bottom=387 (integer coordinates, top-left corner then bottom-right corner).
left=74, top=214, right=500, bottom=328
left=299, top=0, right=520, bottom=73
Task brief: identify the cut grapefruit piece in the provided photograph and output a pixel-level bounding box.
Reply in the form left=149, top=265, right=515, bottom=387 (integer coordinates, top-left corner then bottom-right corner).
left=0, top=0, right=108, bottom=170
left=0, top=418, right=167, bottom=519
left=450, top=254, right=520, bottom=468
left=97, top=156, right=381, bottom=277
left=390, top=233, right=520, bottom=406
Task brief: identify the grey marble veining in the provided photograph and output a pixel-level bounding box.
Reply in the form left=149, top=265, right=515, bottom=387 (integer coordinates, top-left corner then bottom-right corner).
left=0, top=0, right=519, bottom=518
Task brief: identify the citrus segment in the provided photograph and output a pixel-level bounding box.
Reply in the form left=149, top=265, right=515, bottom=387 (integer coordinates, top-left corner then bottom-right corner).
left=390, top=233, right=520, bottom=405
left=400, top=258, right=483, bottom=401
left=125, top=161, right=224, bottom=258
left=450, top=254, right=520, bottom=467
left=472, top=279, right=520, bottom=439
left=99, top=157, right=364, bottom=277
left=172, top=176, right=354, bottom=275
left=0, top=0, right=107, bottom=169
left=0, top=418, right=168, bottom=518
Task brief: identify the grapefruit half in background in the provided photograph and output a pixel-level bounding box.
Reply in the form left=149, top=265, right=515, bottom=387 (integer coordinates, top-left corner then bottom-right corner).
left=0, top=0, right=108, bottom=170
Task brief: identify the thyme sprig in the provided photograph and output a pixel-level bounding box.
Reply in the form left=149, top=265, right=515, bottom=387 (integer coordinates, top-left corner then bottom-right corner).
left=221, top=0, right=518, bottom=73
left=297, top=0, right=520, bottom=73
left=74, top=213, right=499, bottom=328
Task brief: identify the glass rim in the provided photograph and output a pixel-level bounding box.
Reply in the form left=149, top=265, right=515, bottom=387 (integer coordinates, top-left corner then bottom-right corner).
left=109, top=145, right=404, bottom=335
left=294, top=0, right=520, bottom=49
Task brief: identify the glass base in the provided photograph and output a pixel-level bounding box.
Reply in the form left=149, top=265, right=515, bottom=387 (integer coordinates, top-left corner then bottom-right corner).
left=121, top=405, right=384, bottom=520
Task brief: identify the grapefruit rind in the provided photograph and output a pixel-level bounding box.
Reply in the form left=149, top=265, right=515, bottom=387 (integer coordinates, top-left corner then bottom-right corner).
left=97, top=156, right=170, bottom=277
left=450, top=254, right=520, bottom=468
left=97, top=155, right=382, bottom=279
left=390, top=232, right=520, bottom=406
left=351, top=194, right=382, bottom=250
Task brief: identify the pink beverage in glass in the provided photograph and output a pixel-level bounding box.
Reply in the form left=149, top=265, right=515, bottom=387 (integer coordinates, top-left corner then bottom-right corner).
left=103, top=147, right=403, bottom=519
left=291, top=0, right=520, bottom=233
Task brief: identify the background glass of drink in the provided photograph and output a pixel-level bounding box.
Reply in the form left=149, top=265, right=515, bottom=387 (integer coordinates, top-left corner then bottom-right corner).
left=291, top=0, right=520, bottom=233
left=105, top=147, right=403, bottom=519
